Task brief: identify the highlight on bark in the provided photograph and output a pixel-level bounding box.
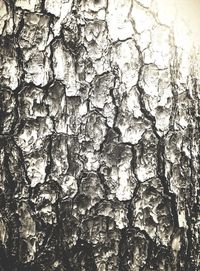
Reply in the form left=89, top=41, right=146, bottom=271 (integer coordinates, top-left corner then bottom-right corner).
left=0, top=0, right=199, bottom=270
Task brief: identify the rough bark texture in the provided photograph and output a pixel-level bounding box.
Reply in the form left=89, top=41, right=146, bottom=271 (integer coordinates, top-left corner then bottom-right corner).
left=0, top=0, right=199, bottom=270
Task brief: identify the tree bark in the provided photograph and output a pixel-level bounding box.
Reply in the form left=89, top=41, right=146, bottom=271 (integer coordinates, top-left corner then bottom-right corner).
left=0, top=0, right=199, bottom=270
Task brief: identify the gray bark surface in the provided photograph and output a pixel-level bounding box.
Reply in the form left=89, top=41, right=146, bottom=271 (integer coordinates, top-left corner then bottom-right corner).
left=0, top=0, right=199, bottom=270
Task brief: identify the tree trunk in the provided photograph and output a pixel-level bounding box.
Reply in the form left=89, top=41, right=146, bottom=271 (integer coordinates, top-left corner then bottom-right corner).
left=0, top=0, right=199, bottom=270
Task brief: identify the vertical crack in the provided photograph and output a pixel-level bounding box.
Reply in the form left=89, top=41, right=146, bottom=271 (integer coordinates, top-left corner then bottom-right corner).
left=157, top=136, right=179, bottom=228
